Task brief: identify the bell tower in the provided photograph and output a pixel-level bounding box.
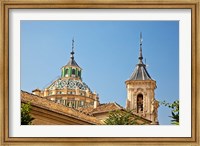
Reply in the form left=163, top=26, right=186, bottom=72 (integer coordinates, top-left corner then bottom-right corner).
left=125, top=33, right=159, bottom=124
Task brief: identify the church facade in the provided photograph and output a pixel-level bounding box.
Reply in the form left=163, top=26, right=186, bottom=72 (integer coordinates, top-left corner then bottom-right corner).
left=22, top=33, right=159, bottom=125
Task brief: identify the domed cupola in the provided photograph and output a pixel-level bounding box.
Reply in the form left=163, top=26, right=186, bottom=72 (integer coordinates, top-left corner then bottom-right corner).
left=33, top=38, right=100, bottom=109
left=47, top=39, right=91, bottom=92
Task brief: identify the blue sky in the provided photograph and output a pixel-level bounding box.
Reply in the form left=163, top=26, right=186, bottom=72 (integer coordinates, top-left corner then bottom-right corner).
left=21, top=21, right=179, bottom=125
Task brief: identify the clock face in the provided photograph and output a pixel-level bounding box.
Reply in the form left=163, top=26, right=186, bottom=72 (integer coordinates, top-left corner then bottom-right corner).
left=48, top=78, right=90, bottom=91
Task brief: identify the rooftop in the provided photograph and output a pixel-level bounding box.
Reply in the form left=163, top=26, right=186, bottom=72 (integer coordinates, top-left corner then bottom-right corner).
left=78, top=102, right=124, bottom=115
left=129, top=63, right=152, bottom=80
left=66, top=57, right=81, bottom=68
left=21, top=90, right=102, bottom=125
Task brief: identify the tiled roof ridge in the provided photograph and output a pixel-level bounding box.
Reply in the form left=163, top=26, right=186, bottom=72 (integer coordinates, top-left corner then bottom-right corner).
left=72, top=106, right=92, bottom=115
left=113, top=102, right=124, bottom=109
left=99, top=102, right=124, bottom=109
left=77, top=106, right=95, bottom=115
left=77, top=102, right=121, bottom=115
left=99, top=102, right=118, bottom=105
left=21, top=90, right=102, bottom=125
left=90, top=102, right=124, bottom=114
left=22, top=90, right=44, bottom=98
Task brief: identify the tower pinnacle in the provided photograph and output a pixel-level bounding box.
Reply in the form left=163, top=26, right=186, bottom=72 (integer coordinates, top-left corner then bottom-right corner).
left=62, top=38, right=81, bottom=78
left=139, top=32, right=143, bottom=64
left=70, top=38, right=75, bottom=60
left=129, top=33, right=151, bottom=80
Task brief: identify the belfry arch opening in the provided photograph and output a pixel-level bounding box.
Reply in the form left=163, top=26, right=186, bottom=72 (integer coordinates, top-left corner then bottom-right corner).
left=72, top=69, right=76, bottom=75
left=137, top=94, right=143, bottom=113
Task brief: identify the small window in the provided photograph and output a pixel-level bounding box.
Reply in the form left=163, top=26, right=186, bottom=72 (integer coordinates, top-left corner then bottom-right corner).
left=66, top=102, right=70, bottom=106
left=60, top=99, right=64, bottom=104
left=72, top=69, right=76, bottom=75
left=81, top=101, right=84, bottom=106
left=66, top=69, right=68, bottom=74
left=65, top=68, right=69, bottom=77
left=68, top=92, right=73, bottom=94
left=137, top=94, right=143, bottom=113
left=78, top=71, right=81, bottom=77
left=57, top=99, right=61, bottom=103
left=64, top=100, right=67, bottom=106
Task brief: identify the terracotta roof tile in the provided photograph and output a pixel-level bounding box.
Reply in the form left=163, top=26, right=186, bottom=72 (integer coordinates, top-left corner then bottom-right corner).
left=77, top=106, right=94, bottom=115
left=78, top=102, right=124, bottom=115
left=92, top=103, right=124, bottom=114
left=21, top=90, right=102, bottom=125
left=78, top=102, right=152, bottom=124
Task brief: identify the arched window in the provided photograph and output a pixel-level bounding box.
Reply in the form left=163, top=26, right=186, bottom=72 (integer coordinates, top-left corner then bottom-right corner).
left=72, top=69, right=76, bottom=75
left=65, top=69, right=68, bottom=76
left=137, top=94, right=143, bottom=113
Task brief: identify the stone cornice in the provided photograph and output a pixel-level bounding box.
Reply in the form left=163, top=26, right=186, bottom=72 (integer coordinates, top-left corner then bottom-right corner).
left=125, top=80, right=157, bottom=89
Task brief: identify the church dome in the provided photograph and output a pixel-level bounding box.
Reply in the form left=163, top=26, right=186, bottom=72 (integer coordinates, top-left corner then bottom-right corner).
left=46, top=38, right=92, bottom=93
left=32, top=39, right=100, bottom=109
left=47, top=78, right=91, bottom=92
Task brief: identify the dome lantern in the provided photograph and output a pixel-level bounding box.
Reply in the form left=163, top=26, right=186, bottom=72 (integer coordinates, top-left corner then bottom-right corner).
left=61, top=38, right=82, bottom=79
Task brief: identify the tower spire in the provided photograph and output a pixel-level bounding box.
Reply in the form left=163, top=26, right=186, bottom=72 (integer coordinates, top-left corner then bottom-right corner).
left=139, top=32, right=143, bottom=64
left=70, top=38, right=75, bottom=60
left=129, top=32, right=152, bottom=80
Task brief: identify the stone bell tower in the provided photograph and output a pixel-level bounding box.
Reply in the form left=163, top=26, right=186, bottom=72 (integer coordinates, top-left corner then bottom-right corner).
left=125, top=33, right=159, bottom=124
